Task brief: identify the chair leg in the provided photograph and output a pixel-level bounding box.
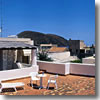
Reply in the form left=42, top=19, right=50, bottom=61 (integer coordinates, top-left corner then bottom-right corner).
left=14, top=87, right=17, bottom=92
left=55, top=83, right=57, bottom=89
left=0, top=88, right=2, bottom=93
left=23, top=86, right=24, bottom=90
left=36, top=80, right=37, bottom=85
left=30, top=80, right=33, bottom=88
left=46, top=83, right=49, bottom=89
left=32, top=82, right=34, bottom=88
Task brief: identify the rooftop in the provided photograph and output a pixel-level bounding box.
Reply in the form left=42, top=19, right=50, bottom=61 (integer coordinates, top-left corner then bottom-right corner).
left=83, top=56, right=95, bottom=59
left=0, top=73, right=95, bottom=95
left=40, top=44, right=57, bottom=47
left=0, top=38, right=31, bottom=42
left=0, top=41, right=36, bottom=49
left=48, top=47, right=68, bottom=53
left=0, top=38, right=36, bottom=49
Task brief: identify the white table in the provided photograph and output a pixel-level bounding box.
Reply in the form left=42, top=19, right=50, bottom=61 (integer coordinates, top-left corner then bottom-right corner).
left=37, top=74, right=46, bottom=89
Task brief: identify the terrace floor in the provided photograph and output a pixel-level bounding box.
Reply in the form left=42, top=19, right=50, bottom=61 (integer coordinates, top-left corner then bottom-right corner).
left=0, top=73, right=95, bottom=95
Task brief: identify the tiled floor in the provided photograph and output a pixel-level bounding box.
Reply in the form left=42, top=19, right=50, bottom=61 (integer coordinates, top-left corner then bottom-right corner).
left=0, top=73, right=95, bottom=95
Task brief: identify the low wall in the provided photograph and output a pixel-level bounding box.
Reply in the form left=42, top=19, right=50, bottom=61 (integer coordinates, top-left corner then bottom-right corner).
left=70, top=63, right=95, bottom=76
left=82, top=57, right=95, bottom=64
left=38, top=61, right=95, bottom=76
left=0, top=66, right=39, bottom=81
left=0, top=61, right=95, bottom=81
left=37, top=61, right=70, bottom=75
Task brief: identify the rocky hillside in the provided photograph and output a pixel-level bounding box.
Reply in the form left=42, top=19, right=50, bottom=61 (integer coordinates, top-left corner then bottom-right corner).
left=17, top=31, right=68, bottom=46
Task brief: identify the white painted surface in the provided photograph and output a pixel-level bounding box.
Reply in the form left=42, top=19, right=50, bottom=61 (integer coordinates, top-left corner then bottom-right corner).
left=70, top=63, right=95, bottom=76
left=48, top=51, right=70, bottom=63
left=31, top=49, right=37, bottom=66
left=38, top=61, right=95, bottom=76
left=0, top=38, right=34, bottom=45
left=65, top=63, right=70, bottom=75
left=0, top=66, right=39, bottom=81
left=37, top=61, right=70, bottom=75
left=0, top=61, right=95, bottom=81
left=82, top=57, right=95, bottom=64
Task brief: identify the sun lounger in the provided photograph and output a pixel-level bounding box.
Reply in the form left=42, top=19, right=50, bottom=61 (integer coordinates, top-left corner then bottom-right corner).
left=0, top=81, right=25, bottom=92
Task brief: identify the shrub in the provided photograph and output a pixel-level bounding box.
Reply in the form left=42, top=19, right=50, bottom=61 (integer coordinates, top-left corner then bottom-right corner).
left=38, top=51, right=53, bottom=62
left=70, top=59, right=82, bottom=63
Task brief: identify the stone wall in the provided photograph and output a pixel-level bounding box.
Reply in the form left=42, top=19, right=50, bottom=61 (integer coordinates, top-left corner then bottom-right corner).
left=1, top=49, right=33, bottom=70
left=2, top=50, right=15, bottom=70
left=0, top=50, right=3, bottom=70
left=17, top=50, right=23, bottom=63
left=2, top=50, right=8, bottom=70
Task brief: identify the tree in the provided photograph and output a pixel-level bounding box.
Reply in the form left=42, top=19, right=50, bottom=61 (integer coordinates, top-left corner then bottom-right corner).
left=38, top=50, right=53, bottom=62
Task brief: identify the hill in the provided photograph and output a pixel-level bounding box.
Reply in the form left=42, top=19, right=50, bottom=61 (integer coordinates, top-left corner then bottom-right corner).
left=17, top=31, right=68, bottom=46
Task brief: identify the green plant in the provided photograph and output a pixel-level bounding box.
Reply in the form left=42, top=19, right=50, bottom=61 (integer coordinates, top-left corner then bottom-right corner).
left=70, top=59, right=82, bottom=63
left=38, top=51, right=53, bottom=62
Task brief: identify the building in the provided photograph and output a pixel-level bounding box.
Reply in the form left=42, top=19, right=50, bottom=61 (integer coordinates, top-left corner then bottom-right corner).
left=82, top=56, right=95, bottom=64
left=48, top=47, right=70, bottom=63
left=39, top=44, right=57, bottom=52
left=90, top=44, right=95, bottom=54
left=48, top=46, right=68, bottom=53
left=0, top=38, right=37, bottom=71
left=0, top=37, right=39, bottom=81
left=68, top=39, right=86, bottom=56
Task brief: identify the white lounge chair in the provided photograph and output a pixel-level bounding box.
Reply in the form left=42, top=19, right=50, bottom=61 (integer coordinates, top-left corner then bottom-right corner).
left=0, top=81, right=25, bottom=93
left=29, top=72, right=40, bottom=88
left=47, top=74, right=58, bottom=89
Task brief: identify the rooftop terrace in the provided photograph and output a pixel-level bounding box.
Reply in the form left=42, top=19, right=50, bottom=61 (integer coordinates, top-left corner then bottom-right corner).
left=0, top=73, right=95, bottom=95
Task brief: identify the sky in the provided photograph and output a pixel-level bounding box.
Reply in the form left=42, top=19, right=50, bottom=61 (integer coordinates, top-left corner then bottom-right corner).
left=0, top=0, right=95, bottom=46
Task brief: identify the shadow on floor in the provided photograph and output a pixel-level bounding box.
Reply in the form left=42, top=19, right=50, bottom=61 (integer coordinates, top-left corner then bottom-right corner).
left=1, top=87, right=24, bottom=93
left=27, top=83, right=40, bottom=89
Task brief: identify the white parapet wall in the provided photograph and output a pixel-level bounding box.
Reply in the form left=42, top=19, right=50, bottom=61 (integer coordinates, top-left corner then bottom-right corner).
left=37, top=61, right=70, bottom=75
left=0, top=66, right=39, bottom=81
left=37, top=61, right=95, bottom=76
left=70, top=63, right=95, bottom=76
left=82, top=57, right=95, bottom=64
left=0, top=61, right=95, bottom=81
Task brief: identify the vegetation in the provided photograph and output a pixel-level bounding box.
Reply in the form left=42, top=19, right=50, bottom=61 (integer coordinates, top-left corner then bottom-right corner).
left=70, top=59, right=82, bottom=63
left=38, top=51, right=53, bottom=62
left=17, top=31, right=68, bottom=46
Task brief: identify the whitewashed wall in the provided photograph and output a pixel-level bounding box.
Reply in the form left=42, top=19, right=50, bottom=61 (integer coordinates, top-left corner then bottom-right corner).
left=0, top=66, right=39, bottom=81
left=37, top=61, right=95, bottom=76
left=70, top=63, right=95, bottom=76
left=82, top=57, right=95, bottom=64
left=37, top=61, right=70, bottom=75
left=0, top=61, right=95, bottom=81
left=48, top=51, right=70, bottom=62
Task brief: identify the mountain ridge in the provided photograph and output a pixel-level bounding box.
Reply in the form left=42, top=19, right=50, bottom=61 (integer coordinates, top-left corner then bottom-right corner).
left=17, top=31, right=68, bottom=46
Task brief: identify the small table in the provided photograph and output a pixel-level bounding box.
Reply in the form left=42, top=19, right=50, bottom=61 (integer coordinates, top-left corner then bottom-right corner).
left=37, top=74, right=46, bottom=89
